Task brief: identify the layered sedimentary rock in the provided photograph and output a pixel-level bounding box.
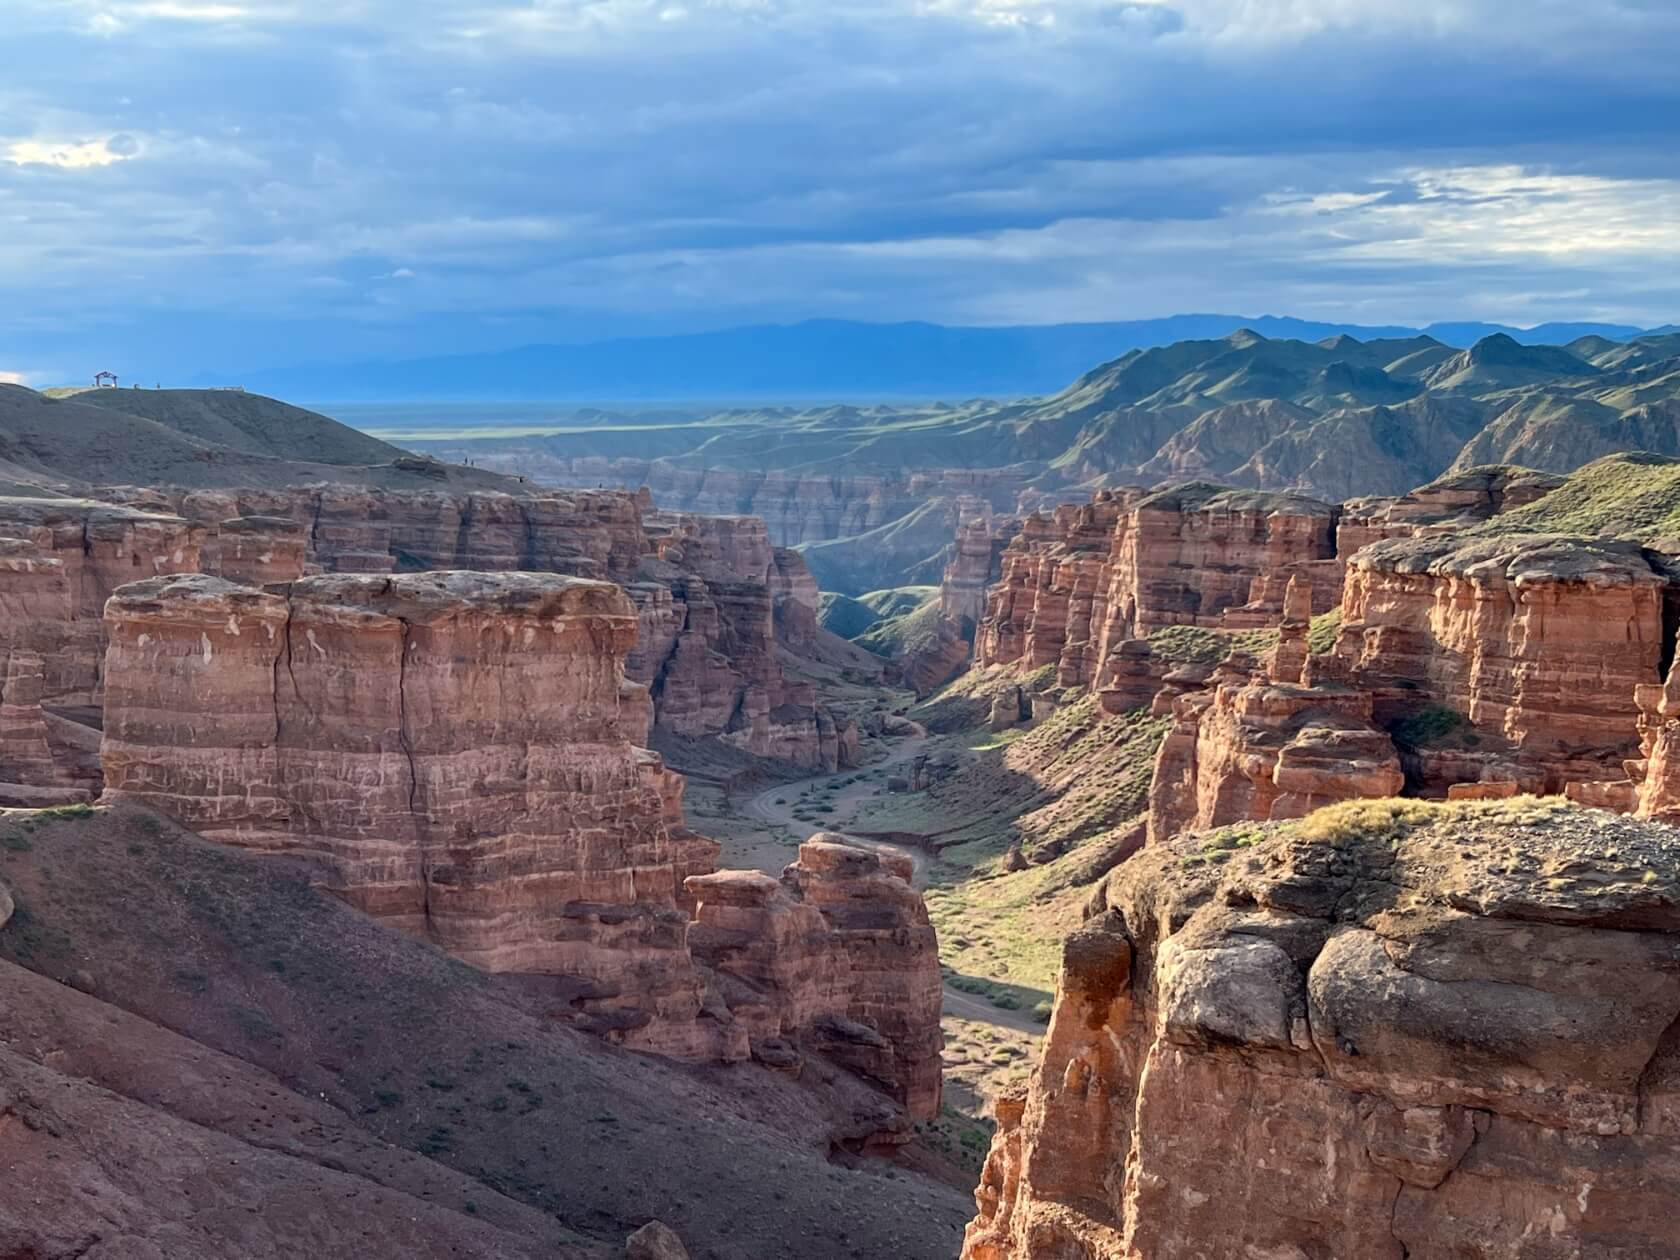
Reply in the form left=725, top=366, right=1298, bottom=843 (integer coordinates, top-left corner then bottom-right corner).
left=0, top=498, right=201, bottom=707
left=631, top=511, right=857, bottom=769
left=1324, top=533, right=1667, bottom=783
left=964, top=801, right=1680, bottom=1259
left=458, top=458, right=1031, bottom=550
left=120, top=484, right=653, bottom=582
left=974, top=485, right=1338, bottom=695
left=100, top=570, right=731, bottom=1058
left=1148, top=531, right=1675, bottom=841
left=208, top=514, right=309, bottom=584
left=0, top=499, right=200, bottom=799
left=1148, top=649, right=1404, bottom=842
left=85, top=484, right=858, bottom=767
left=1336, top=464, right=1567, bottom=558
left=686, top=837, right=942, bottom=1118
left=98, top=574, right=930, bottom=1102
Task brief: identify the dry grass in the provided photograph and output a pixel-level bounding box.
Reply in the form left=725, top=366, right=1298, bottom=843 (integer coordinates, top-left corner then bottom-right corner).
left=1291, top=794, right=1569, bottom=844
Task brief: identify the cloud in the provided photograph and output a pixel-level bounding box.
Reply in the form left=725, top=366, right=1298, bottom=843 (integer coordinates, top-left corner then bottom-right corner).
left=4, top=135, right=141, bottom=168
left=1, top=0, right=1678, bottom=377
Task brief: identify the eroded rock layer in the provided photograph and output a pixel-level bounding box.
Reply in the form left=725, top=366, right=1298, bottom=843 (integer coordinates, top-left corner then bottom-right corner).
left=973, top=484, right=1338, bottom=692
left=99, top=571, right=735, bottom=1054
left=964, top=800, right=1680, bottom=1259
left=1148, top=532, right=1680, bottom=841
left=14, top=484, right=856, bottom=771
left=98, top=573, right=934, bottom=1108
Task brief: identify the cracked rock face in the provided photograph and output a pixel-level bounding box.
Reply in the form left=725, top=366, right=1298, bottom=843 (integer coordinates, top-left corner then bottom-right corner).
left=974, top=485, right=1340, bottom=696
left=99, top=571, right=735, bottom=1058
left=962, top=800, right=1680, bottom=1259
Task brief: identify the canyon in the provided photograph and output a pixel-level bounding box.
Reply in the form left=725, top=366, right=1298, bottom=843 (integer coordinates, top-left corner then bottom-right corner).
left=10, top=377, right=1680, bottom=1259
left=0, top=387, right=964, bottom=1260
left=403, top=327, right=1680, bottom=598
left=941, top=453, right=1680, bottom=1259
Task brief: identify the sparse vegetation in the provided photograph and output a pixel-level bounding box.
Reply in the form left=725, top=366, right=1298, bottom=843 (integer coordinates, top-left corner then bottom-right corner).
left=1148, top=624, right=1280, bottom=667
left=1290, top=795, right=1567, bottom=845
left=1307, top=608, right=1341, bottom=654
left=1389, top=703, right=1468, bottom=748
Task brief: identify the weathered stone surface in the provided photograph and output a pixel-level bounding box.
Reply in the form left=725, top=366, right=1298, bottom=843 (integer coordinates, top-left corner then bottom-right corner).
left=99, top=570, right=736, bottom=1059
left=0, top=498, right=201, bottom=707
left=963, top=801, right=1680, bottom=1259
left=974, top=485, right=1337, bottom=701
left=1148, top=651, right=1405, bottom=841
left=1327, top=533, right=1665, bottom=777
left=626, top=1220, right=690, bottom=1260
left=68, top=484, right=858, bottom=768
left=99, top=575, right=936, bottom=1116
left=685, top=836, right=943, bottom=1120
left=211, top=514, right=308, bottom=584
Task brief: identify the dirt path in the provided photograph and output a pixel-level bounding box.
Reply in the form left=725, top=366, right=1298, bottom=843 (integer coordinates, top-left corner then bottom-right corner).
left=744, top=725, right=1042, bottom=1037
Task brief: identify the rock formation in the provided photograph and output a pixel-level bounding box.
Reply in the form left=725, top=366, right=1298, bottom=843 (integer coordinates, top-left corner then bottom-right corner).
left=1146, top=529, right=1679, bottom=842
left=99, top=573, right=936, bottom=1111
left=1323, top=533, right=1668, bottom=787
left=964, top=799, right=1680, bottom=1259
left=973, top=484, right=1338, bottom=698
left=1147, top=649, right=1405, bottom=842
left=0, top=499, right=201, bottom=801
left=31, top=483, right=858, bottom=773
left=686, top=837, right=943, bottom=1118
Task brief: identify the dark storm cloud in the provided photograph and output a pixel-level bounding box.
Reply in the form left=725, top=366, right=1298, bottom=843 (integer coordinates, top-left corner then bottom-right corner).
left=3, top=0, right=1679, bottom=378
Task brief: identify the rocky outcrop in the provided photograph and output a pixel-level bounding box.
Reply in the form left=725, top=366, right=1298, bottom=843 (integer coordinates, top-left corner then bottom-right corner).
left=1147, top=647, right=1404, bottom=842
left=0, top=499, right=199, bottom=800
left=1324, top=533, right=1667, bottom=786
left=100, top=570, right=733, bottom=1059
left=964, top=800, right=1680, bottom=1259
left=1336, top=464, right=1569, bottom=558
left=0, top=498, right=201, bottom=707
left=1147, top=531, right=1676, bottom=841
left=210, top=514, right=309, bottom=584
left=121, top=484, right=653, bottom=582
left=686, top=837, right=942, bottom=1119
left=631, top=512, right=858, bottom=769
left=99, top=574, right=933, bottom=1109
left=974, top=485, right=1338, bottom=697
left=80, top=485, right=859, bottom=769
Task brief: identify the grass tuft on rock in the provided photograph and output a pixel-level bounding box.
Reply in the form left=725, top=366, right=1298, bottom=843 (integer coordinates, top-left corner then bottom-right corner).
left=1291, top=795, right=1569, bottom=845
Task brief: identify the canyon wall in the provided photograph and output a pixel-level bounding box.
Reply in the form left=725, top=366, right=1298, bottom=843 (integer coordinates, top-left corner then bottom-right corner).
left=0, top=500, right=201, bottom=803
left=964, top=801, right=1680, bottom=1259
left=973, top=484, right=1339, bottom=697
left=37, top=485, right=858, bottom=771
left=437, top=457, right=1032, bottom=549
left=98, top=573, right=935, bottom=1111
left=1148, top=534, right=1674, bottom=841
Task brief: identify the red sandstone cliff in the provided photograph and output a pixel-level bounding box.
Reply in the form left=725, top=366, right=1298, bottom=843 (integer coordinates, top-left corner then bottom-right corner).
left=964, top=800, right=1680, bottom=1259
left=972, top=484, right=1339, bottom=705
left=23, top=483, right=860, bottom=772
left=98, top=572, right=936, bottom=1114
left=1147, top=533, right=1675, bottom=842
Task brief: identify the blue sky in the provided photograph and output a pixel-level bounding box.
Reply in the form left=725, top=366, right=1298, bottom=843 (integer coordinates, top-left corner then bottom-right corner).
left=4, top=0, right=1680, bottom=382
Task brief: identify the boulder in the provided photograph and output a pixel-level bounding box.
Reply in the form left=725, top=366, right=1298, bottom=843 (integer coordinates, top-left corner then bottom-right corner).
left=626, top=1221, right=689, bottom=1260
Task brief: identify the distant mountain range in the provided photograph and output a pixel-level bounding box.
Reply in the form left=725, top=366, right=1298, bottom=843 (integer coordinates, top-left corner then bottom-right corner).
left=397, top=325, right=1680, bottom=592
left=225, top=315, right=1676, bottom=402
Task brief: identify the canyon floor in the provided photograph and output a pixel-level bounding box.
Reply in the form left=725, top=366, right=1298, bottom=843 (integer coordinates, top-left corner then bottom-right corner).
left=680, top=665, right=1168, bottom=1184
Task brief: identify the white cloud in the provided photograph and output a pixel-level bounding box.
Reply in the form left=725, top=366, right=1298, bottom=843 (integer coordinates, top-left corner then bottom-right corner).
left=0, top=370, right=28, bottom=385
left=4, top=136, right=140, bottom=168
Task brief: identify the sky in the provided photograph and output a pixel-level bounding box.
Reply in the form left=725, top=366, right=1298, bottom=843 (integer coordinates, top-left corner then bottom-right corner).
left=3, top=0, right=1680, bottom=382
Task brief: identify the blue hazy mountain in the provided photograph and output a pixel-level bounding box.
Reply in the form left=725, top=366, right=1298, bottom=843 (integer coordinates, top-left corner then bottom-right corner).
left=228, top=316, right=1656, bottom=402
